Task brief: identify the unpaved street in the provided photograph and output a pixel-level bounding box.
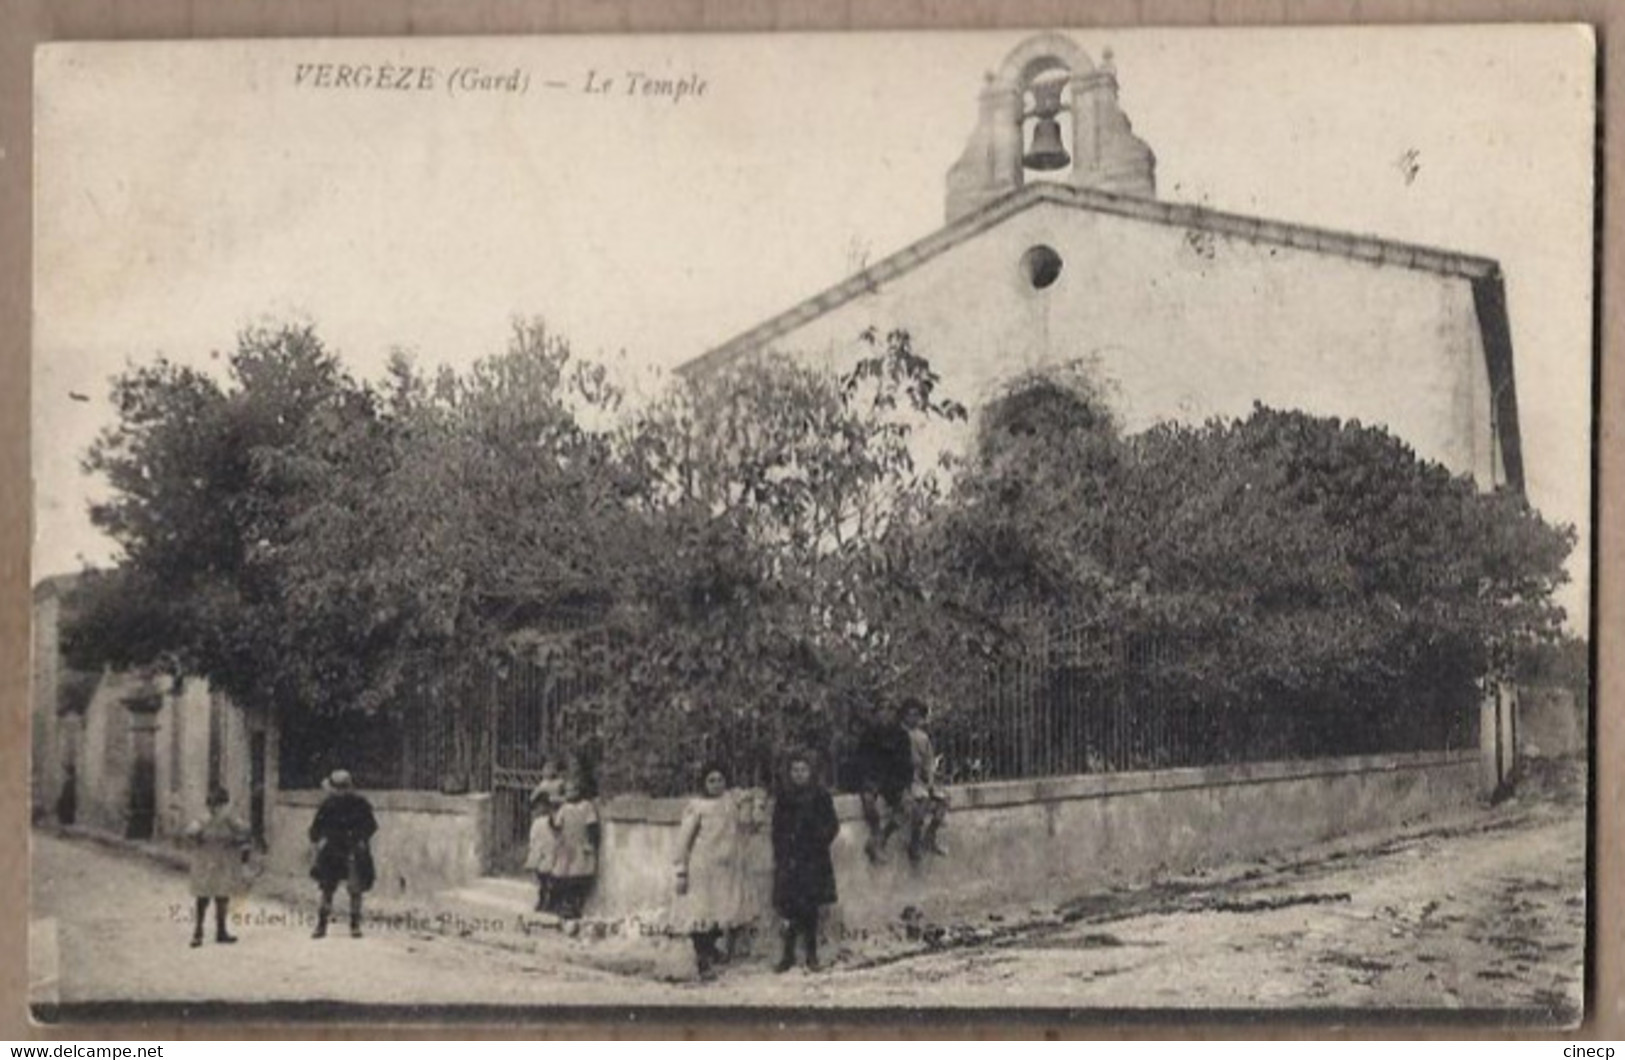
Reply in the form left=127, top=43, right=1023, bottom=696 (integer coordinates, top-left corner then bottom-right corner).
left=29, top=831, right=635, bottom=1010
left=833, top=764, right=1585, bottom=1015
left=31, top=758, right=1585, bottom=1017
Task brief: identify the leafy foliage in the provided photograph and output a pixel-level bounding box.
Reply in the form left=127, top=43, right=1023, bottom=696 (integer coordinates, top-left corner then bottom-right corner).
left=64, top=323, right=1574, bottom=796
left=582, top=329, right=966, bottom=793
left=66, top=325, right=376, bottom=714
left=903, top=370, right=1574, bottom=755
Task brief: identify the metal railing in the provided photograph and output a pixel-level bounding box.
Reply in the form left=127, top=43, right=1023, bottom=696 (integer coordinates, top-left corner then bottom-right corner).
left=927, top=620, right=1479, bottom=785
left=278, top=616, right=1480, bottom=812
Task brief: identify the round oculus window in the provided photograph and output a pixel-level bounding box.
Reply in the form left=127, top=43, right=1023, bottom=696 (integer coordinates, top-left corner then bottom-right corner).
left=1021, top=244, right=1063, bottom=289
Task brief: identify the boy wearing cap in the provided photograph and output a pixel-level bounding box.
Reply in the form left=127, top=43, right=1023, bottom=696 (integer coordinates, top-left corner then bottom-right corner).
left=308, top=769, right=378, bottom=938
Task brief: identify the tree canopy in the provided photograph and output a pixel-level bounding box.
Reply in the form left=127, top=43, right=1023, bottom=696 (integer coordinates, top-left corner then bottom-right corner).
left=66, top=325, right=376, bottom=714
left=63, top=324, right=1576, bottom=794
left=899, top=371, right=1574, bottom=758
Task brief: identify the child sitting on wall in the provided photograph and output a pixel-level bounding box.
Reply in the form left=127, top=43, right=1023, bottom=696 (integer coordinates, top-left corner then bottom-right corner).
left=901, top=698, right=950, bottom=863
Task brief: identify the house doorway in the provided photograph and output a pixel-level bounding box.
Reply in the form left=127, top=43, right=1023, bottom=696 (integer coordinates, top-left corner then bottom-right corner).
left=249, top=729, right=268, bottom=846
left=125, top=708, right=159, bottom=840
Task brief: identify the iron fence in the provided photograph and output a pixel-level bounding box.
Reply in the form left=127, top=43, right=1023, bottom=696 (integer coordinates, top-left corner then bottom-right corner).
left=277, top=612, right=1481, bottom=867
left=928, top=620, right=1480, bottom=784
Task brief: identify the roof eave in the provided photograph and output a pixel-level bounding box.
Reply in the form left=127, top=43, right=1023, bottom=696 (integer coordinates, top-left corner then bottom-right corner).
left=1469, top=271, right=1527, bottom=496
left=679, top=182, right=1503, bottom=378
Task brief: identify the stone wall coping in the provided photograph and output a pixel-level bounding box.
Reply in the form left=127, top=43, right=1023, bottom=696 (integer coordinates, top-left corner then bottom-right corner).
left=599, top=749, right=1476, bottom=826
left=268, top=750, right=1473, bottom=824
left=276, top=788, right=491, bottom=815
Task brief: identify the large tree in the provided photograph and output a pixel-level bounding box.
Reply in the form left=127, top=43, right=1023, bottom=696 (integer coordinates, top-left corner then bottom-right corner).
left=580, top=329, right=966, bottom=793
left=64, top=325, right=379, bottom=716
left=64, top=321, right=634, bottom=777
left=264, top=320, right=636, bottom=784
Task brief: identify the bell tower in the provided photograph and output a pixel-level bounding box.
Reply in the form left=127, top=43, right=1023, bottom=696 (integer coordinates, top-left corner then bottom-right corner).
left=945, top=33, right=1156, bottom=224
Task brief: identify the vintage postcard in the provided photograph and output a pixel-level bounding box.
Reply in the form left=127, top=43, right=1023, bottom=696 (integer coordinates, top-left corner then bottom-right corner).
left=29, top=27, right=1595, bottom=1020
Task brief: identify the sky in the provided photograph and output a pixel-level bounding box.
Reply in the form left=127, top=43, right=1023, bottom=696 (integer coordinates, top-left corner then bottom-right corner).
left=32, top=26, right=1596, bottom=628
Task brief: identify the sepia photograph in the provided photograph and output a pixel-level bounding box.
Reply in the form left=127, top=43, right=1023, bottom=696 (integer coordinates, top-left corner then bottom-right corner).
left=28, top=26, right=1595, bottom=1021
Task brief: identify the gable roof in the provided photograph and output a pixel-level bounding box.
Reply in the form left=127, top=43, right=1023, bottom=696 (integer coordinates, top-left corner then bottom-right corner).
left=678, top=181, right=1523, bottom=493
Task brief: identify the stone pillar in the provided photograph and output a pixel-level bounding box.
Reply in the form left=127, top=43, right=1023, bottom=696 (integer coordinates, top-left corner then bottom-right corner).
left=987, top=84, right=1024, bottom=199
left=1069, top=61, right=1155, bottom=198
left=1479, top=686, right=1500, bottom=795
left=1069, top=70, right=1104, bottom=181
left=945, top=80, right=1025, bottom=224
left=247, top=707, right=271, bottom=846
left=1479, top=680, right=1519, bottom=797
left=1499, top=683, right=1519, bottom=783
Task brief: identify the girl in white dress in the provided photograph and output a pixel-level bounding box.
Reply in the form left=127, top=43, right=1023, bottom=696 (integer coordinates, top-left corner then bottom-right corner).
left=524, top=758, right=565, bottom=912
left=669, top=762, right=761, bottom=979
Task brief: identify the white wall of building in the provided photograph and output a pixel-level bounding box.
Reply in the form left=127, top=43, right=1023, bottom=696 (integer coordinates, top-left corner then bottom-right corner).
left=31, top=591, right=62, bottom=818
left=753, top=202, right=1500, bottom=487
left=74, top=670, right=139, bottom=835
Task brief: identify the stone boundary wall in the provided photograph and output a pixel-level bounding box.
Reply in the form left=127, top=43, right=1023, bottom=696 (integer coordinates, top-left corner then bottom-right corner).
left=266, top=788, right=492, bottom=898
left=254, top=751, right=1480, bottom=926
left=1519, top=685, right=1586, bottom=758
left=593, top=750, right=1482, bottom=928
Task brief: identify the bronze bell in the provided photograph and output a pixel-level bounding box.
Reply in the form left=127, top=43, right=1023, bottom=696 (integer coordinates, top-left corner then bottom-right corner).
left=1024, top=117, right=1070, bottom=171
left=1023, top=77, right=1071, bottom=171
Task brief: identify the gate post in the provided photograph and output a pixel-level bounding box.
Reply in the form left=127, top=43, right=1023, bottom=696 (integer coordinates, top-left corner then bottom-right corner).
left=1480, top=679, right=1519, bottom=798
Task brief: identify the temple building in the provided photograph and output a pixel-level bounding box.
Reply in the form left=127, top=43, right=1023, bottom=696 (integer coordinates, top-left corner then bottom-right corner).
left=679, top=31, right=1523, bottom=495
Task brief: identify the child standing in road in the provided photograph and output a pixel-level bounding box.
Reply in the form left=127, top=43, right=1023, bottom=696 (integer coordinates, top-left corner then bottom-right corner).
left=184, top=786, right=250, bottom=948
left=524, top=758, right=566, bottom=913
left=549, top=777, right=600, bottom=924
left=670, top=762, right=761, bottom=980
left=308, top=769, right=378, bottom=939
left=771, top=751, right=840, bottom=972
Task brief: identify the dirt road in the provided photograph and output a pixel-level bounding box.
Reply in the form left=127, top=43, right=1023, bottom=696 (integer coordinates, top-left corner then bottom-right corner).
left=835, top=770, right=1585, bottom=1016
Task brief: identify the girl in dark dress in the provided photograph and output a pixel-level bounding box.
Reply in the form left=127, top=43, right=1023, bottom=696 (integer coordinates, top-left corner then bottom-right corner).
left=770, top=751, right=840, bottom=972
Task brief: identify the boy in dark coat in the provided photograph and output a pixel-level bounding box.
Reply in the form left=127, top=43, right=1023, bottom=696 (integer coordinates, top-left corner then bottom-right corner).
left=308, top=770, right=378, bottom=939
left=853, top=702, right=912, bottom=862
left=771, top=751, right=840, bottom=972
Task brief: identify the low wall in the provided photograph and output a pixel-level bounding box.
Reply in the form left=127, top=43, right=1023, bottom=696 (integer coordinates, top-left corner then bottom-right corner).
left=593, top=750, right=1482, bottom=928
left=267, top=789, right=493, bottom=897
left=1519, top=685, right=1586, bottom=757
